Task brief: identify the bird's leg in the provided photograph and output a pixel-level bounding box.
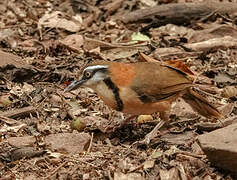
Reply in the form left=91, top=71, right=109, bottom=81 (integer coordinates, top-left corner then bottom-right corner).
left=138, top=110, right=170, bottom=145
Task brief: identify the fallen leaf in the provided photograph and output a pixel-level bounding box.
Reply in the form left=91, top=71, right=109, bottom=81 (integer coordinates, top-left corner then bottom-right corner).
left=0, top=94, right=13, bottom=107
left=0, top=123, right=27, bottom=133
left=143, top=160, right=155, bottom=170
left=222, top=86, right=237, bottom=98
left=60, top=34, right=84, bottom=53
left=151, top=150, right=163, bottom=159
left=131, top=32, right=150, bottom=42
left=159, top=168, right=180, bottom=180
left=38, top=11, right=81, bottom=32
left=114, top=172, right=143, bottom=180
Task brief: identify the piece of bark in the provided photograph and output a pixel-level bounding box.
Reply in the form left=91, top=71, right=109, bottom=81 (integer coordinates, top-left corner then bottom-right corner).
left=45, top=132, right=91, bottom=154
left=7, top=136, right=36, bottom=147
left=9, top=147, right=45, bottom=161
left=121, top=2, right=237, bottom=26
left=104, top=0, right=124, bottom=16
left=0, top=50, right=38, bottom=83
left=0, top=50, right=25, bottom=68
left=154, top=36, right=237, bottom=58
left=196, top=115, right=237, bottom=132
left=0, top=50, right=34, bottom=70
left=188, top=25, right=237, bottom=43
left=0, top=106, right=36, bottom=119
left=0, top=115, right=19, bottom=125
left=185, top=36, right=237, bottom=52
left=198, top=123, right=237, bottom=175
left=0, top=147, right=46, bottom=162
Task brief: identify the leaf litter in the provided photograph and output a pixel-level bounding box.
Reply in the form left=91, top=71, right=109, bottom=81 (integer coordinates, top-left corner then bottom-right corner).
left=0, top=0, right=236, bottom=179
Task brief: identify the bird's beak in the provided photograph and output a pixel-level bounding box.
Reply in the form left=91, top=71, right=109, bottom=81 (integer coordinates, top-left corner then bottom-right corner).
left=64, top=79, right=86, bottom=92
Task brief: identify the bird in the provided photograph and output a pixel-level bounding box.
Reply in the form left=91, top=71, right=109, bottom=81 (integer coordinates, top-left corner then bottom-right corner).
left=64, top=61, right=222, bottom=144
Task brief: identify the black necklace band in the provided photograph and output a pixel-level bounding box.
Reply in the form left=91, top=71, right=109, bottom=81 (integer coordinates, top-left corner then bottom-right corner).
left=103, top=78, right=123, bottom=111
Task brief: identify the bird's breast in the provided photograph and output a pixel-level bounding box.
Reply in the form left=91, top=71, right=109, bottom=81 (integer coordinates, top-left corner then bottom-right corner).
left=92, top=81, right=174, bottom=115
left=93, top=81, right=117, bottom=110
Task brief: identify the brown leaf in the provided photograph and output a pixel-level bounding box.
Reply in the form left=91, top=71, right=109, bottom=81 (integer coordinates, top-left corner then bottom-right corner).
left=59, top=34, right=84, bottom=53
left=165, top=60, right=195, bottom=76
left=139, top=53, right=195, bottom=76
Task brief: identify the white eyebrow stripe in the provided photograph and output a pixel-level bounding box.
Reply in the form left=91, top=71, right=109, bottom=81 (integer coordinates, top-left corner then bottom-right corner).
left=84, top=65, right=108, bottom=71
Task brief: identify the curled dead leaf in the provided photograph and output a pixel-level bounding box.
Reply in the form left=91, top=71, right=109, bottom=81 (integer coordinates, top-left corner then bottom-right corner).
left=222, top=86, right=237, bottom=98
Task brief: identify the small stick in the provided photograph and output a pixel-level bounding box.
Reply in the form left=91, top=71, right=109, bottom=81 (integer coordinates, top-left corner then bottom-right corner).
left=87, top=132, right=94, bottom=154
left=43, top=161, right=68, bottom=179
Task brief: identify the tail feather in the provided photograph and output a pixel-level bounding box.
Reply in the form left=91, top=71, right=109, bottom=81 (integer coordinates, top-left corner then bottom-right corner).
left=183, top=87, right=222, bottom=119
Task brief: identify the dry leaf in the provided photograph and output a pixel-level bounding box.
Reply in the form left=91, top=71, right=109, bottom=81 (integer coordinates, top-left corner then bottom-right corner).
left=60, top=34, right=84, bottom=53
left=143, top=160, right=155, bottom=169
left=38, top=11, right=81, bottom=32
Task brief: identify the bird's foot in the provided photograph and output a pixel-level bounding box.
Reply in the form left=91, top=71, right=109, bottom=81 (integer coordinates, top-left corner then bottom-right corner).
left=135, top=120, right=166, bottom=145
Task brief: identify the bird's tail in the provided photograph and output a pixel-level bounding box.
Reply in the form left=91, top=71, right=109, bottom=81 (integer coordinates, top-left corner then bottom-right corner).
left=182, top=87, right=222, bottom=119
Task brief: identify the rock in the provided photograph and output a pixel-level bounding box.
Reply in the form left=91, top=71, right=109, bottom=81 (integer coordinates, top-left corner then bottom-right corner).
left=45, top=132, right=91, bottom=154
left=198, top=123, right=237, bottom=174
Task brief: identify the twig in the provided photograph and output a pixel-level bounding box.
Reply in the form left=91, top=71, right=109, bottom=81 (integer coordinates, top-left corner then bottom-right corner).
left=170, top=116, right=201, bottom=126
left=43, top=161, right=68, bottom=179
left=87, top=132, right=94, bottom=154
left=70, top=158, right=97, bottom=167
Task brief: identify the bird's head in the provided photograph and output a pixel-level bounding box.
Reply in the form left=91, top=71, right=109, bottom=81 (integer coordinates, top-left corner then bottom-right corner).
left=64, top=63, right=110, bottom=92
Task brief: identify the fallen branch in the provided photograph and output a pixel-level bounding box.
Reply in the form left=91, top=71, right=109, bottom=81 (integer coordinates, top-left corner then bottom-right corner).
left=0, top=106, right=36, bottom=119
left=154, top=36, right=237, bottom=58
left=121, top=2, right=237, bottom=26
left=185, top=36, right=237, bottom=52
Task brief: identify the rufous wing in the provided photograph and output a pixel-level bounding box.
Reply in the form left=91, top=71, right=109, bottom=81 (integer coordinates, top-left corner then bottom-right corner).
left=130, top=62, right=193, bottom=103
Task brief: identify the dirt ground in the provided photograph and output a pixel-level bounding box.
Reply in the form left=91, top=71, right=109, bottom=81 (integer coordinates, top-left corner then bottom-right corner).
left=0, top=0, right=237, bottom=179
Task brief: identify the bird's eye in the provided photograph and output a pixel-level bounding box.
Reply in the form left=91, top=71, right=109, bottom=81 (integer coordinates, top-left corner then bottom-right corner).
left=84, top=71, right=91, bottom=78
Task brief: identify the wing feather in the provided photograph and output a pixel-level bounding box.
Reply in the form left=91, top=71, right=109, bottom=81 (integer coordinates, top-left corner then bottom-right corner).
left=131, top=62, right=192, bottom=103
